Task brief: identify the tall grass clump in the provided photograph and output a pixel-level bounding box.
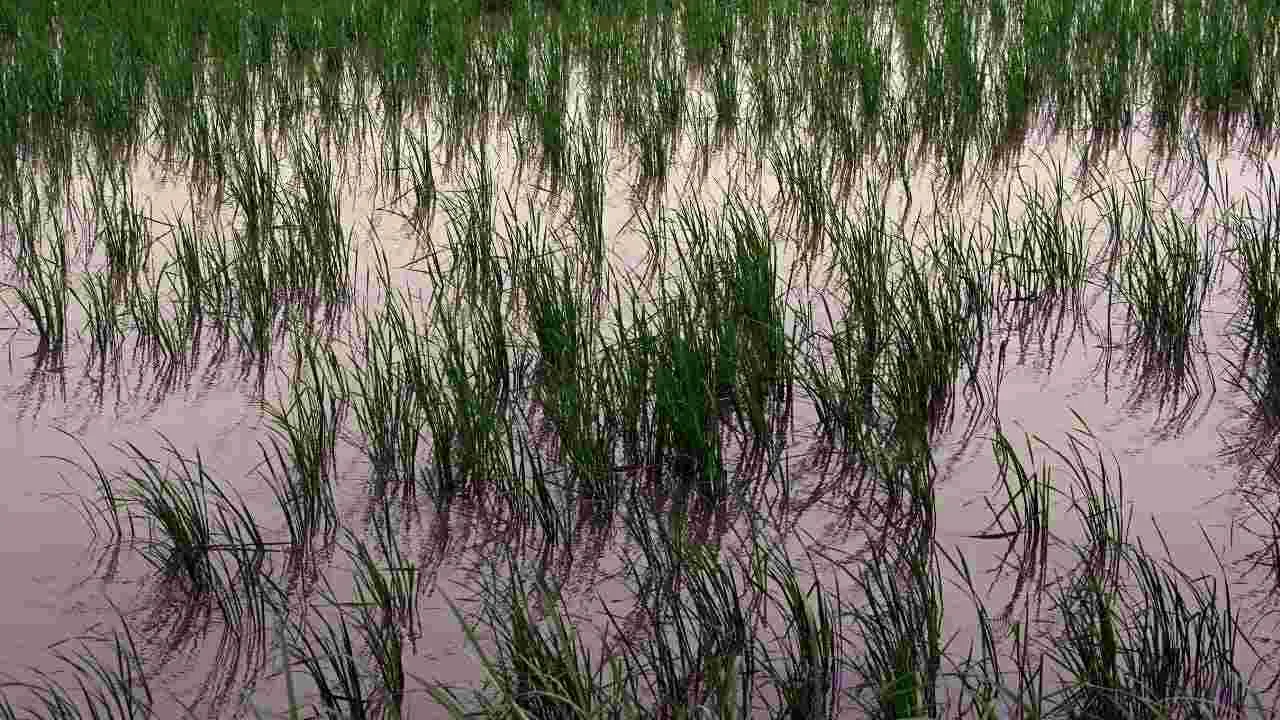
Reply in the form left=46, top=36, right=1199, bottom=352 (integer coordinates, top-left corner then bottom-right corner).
left=71, top=267, right=126, bottom=366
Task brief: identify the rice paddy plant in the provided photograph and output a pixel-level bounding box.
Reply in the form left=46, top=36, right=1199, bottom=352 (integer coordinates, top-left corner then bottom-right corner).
left=126, top=264, right=190, bottom=371
left=978, top=427, right=1054, bottom=618
left=842, top=504, right=943, bottom=720
left=281, top=128, right=354, bottom=313
left=0, top=162, right=36, bottom=264
left=438, top=146, right=503, bottom=301
left=711, top=58, right=740, bottom=139
left=509, top=204, right=618, bottom=505
left=47, top=431, right=126, bottom=548
left=3, top=0, right=1280, bottom=197
left=922, top=211, right=995, bottom=391
left=9, top=227, right=70, bottom=359
left=796, top=186, right=896, bottom=455
left=523, top=30, right=570, bottom=181
left=287, top=596, right=373, bottom=720
left=615, top=516, right=760, bottom=719
left=513, top=211, right=590, bottom=393
left=108, top=438, right=282, bottom=706
left=228, top=221, right=284, bottom=372
left=1036, top=423, right=1249, bottom=718
left=823, top=10, right=887, bottom=148
left=769, top=132, right=830, bottom=244
left=1113, top=533, right=1247, bottom=718
left=1229, top=163, right=1280, bottom=419
left=651, top=299, right=728, bottom=505
left=744, top=53, right=779, bottom=148
left=115, top=438, right=248, bottom=586
left=566, top=114, right=609, bottom=281
left=874, top=237, right=986, bottom=459
left=166, top=214, right=208, bottom=331
left=434, top=565, right=624, bottom=719
left=9, top=5, right=1280, bottom=719
left=719, top=195, right=793, bottom=446
left=0, top=624, right=153, bottom=720
left=643, top=194, right=792, bottom=454
left=404, top=126, right=437, bottom=229
left=1052, top=416, right=1132, bottom=589
left=413, top=286, right=514, bottom=506
left=256, top=332, right=345, bottom=587
left=988, top=157, right=1089, bottom=310
left=629, top=107, right=673, bottom=203
left=349, top=301, right=428, bottom=506
left=224, top=125, right=281, bottom=255
left=760, top=550, right=842, bottom=720
left=926, top=0, right=988, bottom=182
left=188, top=222, right=240, bottom=354
left=85, top=164, right=151, bottom=294
left=340, top=509, right=420, bottom=720
left=600, top=275, right=658, bottom=471
left=680, top=0, right=736, bottom=72
left=939, top=546, right=1010, bottom=720
left=1113, top=177, right=1216, bottom=381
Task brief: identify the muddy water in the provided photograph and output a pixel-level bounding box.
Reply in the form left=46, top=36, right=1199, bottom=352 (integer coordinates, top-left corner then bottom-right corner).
left=1, top=95, right=1278, bottom=717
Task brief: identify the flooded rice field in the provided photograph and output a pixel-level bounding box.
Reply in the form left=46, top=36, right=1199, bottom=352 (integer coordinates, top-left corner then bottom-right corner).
left=2, top=0, right=1280, bottom=717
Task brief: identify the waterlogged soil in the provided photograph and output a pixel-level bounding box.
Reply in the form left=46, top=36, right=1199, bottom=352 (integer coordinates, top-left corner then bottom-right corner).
left=1, top=107, right=1277, bottom=716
